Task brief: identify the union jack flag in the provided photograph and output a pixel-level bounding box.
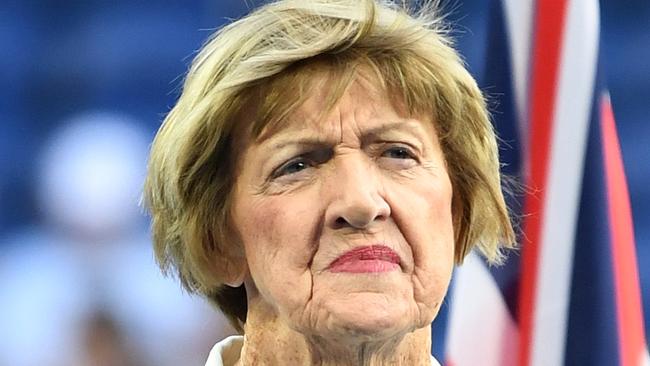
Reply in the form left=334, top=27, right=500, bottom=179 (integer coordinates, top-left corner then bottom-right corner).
left=441, top=0, right=650, bottom=365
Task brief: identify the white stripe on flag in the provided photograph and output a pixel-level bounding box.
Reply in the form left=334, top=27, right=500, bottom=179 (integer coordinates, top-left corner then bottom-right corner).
left=445, top=252, right=518, bottom=366
left=502, top=0, right=534, bottom=142
left=530, top=0, right=599, bottom=365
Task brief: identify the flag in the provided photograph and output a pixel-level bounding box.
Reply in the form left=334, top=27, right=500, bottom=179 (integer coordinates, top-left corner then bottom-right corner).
left=443, top=0, right=650, bottom=365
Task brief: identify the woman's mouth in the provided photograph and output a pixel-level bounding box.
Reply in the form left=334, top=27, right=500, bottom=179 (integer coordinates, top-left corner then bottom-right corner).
left=327, top=245, right=401, bottom=273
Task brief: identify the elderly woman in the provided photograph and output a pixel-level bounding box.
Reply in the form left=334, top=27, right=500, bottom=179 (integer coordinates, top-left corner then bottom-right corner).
left=144, top=0, right=515, bottom=365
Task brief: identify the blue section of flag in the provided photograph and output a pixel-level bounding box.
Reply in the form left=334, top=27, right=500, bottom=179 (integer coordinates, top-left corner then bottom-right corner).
left=481, top=0, right=522, bottom=322
left=564, top=62, right=621, bottom=365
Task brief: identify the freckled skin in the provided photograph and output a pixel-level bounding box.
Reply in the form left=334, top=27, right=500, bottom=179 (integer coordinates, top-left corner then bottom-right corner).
left=230, top=73, right=454, bottom=365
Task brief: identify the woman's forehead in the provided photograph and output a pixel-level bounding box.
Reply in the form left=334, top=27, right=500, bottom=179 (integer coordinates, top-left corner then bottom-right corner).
left=255, top=78, right=430, bottom=145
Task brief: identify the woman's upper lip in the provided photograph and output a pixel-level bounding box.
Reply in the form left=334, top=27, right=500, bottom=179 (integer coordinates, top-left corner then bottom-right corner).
left=327, top=245, right=401, bottom=269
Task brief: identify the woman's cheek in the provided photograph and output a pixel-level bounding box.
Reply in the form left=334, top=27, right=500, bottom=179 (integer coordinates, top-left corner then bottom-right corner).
left=388, top=170, right=454, bottom=307
left=243, top=195, right=320, bottom=311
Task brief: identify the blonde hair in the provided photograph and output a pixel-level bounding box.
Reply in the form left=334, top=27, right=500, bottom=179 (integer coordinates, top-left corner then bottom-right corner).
left=143, top=0, right=515, bottom=332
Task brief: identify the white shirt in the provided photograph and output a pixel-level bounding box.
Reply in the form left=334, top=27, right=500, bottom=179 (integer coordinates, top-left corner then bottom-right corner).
left=205, top=336, right=442, bottom=366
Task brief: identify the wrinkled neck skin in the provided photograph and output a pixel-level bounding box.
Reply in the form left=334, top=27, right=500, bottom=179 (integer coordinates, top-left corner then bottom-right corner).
left=236, top=296, right=432, bottom=366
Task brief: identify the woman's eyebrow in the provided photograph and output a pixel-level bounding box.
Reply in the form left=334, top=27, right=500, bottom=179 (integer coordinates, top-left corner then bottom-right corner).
left=265, top=138, right=334, bottom=152
left=261, top=120, right=425, bottom=151
left=360, top=121, right=426, bottom=143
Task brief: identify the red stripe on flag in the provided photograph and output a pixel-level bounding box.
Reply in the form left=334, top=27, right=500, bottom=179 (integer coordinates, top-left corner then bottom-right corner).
left=600, top=95, right=647, bottom=366
left=519, top=1, right=568, bottom=365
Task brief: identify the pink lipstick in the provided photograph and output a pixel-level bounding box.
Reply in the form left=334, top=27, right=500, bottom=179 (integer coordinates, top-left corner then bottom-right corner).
left=328, top=245, right=400, bottom=273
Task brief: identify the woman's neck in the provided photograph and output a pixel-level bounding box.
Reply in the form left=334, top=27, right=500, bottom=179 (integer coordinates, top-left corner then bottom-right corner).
left=236, top=299, right=432, bottom=366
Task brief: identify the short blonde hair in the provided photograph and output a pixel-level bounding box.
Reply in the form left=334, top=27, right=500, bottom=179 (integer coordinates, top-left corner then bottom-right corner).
left=143, top=0, right=515, bottom=332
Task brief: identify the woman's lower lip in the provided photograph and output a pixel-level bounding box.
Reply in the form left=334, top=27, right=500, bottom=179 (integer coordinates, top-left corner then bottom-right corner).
left=328, top=259, right=400, bottom=273
left=327, top=245, right=401, bottom=273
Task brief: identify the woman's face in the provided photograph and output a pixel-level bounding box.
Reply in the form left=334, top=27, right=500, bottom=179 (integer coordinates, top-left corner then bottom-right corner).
left=230, top=73, right=454, bottom=341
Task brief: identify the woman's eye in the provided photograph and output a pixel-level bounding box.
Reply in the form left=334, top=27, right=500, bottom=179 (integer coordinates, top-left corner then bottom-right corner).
left=381, top=146, right=416, bottom=160
left=272, top=158, right=311, bottom=178
left=270, top=148, right=333, bottom=180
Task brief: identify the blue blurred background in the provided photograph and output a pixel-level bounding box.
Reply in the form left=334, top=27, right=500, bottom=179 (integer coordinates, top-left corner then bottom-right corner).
left=0, top=1, right=647, bottom=364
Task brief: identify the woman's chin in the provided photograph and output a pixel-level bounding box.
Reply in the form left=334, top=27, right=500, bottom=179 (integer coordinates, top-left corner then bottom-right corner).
left=315, top=295, right=417, bottom=342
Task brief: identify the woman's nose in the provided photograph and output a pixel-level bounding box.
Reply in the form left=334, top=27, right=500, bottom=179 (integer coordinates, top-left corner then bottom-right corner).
left=324, top=157, right=391, bottom=230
